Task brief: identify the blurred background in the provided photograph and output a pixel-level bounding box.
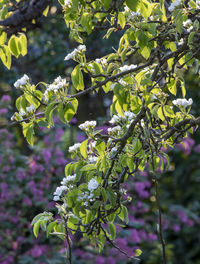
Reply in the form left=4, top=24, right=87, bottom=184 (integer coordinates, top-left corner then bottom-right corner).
left=1, top=2, right=200, bottom=264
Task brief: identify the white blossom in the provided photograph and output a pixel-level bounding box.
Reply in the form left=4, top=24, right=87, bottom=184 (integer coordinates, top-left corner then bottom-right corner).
left=61, top=174, right=76, bottom=185
left=64, top=0, right=72, bottom=7
left=108, top=125, right=121, bottom=134
left=68, top=143, right=81, bottom=152
left=64, top=45, right=86, bottom=61
left=95, top=58, right=107, bottom=66
left=14, top=74, right=29, bottom=89
left=109, top=114, right=121, bottom=124
left=88, top=178, right=98, bottom=192
left=79, top=120, right=96, bottom=131
left=119, top=64, right=137, bottom=72
left=168, top=0, right=181, bottom=12
left=19, top=109, right=26, bottom=117
left=172, top=98, right=193, bottom=108
left=26, top=104, right=36, bottom=113
left=53, top=195, right=60, bottom=201
left=88, top=156, right=98, bottom=163
left=124, top=111, right=136, bottom=121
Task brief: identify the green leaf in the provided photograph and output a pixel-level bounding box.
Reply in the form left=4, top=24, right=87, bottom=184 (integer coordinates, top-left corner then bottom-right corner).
left=126, top=0, right=140, bottom=11
left=43, top=5, right=49, bottom=16
left=157, top=106, right=165, bottom=121
left=22, top=122, right=34, bottom=146
left=45, top=102, right=56, bottom=127
left=168, top=79, right=177, bottom=95
left=33, top=221, right=41, bottom=238
left=64, top=98, right=78, bottom=122
left=108, top=223, right=116, bottom=240
left=71, top=65, right=84, bottom=91
left=118, top=12, right=126, bottom=29
left=80, top=139, right=88, bottom=159
left=140, top=0, right=152, bottom=18
left=47, top=221, right=57, bottom=237
left=18, top=34, right=27, bottom=56
left=101, top=0, right=112, bottom=9
left=57, top=103, right=67, bottom=124
left=80, top=164, right=96, bottom=171
left=8, top=35, right=19, bottom=57
left=135, top=249, right=142, bottom=257
left=0, top=45, right=11, bottom=69
left=0, top=32, right=7, bottom=45
left=141, top=46, right=151, bottom=60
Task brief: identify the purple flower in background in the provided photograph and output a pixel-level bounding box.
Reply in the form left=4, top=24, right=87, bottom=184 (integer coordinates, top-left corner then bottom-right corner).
left=172, top=224, right=180, bottom=232
left=55, top=128, right=64, bottom=141
left=31, top=245, right=43, bottom=258
left=69, top=117, right=77, bottom=125
left=1, top=95, right=11, bottom=102
left=23, top=197, right=32, bottom=206
left=42, top=149, right=51, bottom=163
left=105, top=256, right=116, bottom=264
left=0, top=108, right=8, bottom=115
left=177, top=136, right=195, bottom=155
left=96, top=125, right=109, bottom=134
left=95, top=256, right=105, bottom=264
left=194, top=144, right=200, bottom=153
left=76, top=133, right=86, bottom=142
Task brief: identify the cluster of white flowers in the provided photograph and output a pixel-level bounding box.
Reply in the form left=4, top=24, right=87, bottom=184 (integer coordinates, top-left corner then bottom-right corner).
left=26, top=104, right=36, bottom=113
left=95, top=58, right=107, bottom=67
left=14, top=74, right=29, bottom=89
left=88, top=156, right=98, bottom=163
left=124, top=111, right=136, bottom=121
left=124, top=6, right=141, bottom=19
left=183, top=19, right=193, bottom=32
left=53, top=185, right=68, bottom=201
left=110, top=146, right=118, bottom=153
left=197, top=0, right=200, bottom=7
left=53, top=175, right=76, bottom=201
left=119, top=79, right=127, bottom=86
left=172, top=98, right=193, bottom=108
left=109, top=111, right=135, bottom=125
left=119, top=64, right=137, bottom=72
left=61, top=174, right=76, bottom=185
left=108, top=125, right=121, bottom=135
left=88, top=63, right=95, bottom=74
left=109, top=114, right=121, bottom=124
left=88, top=178, right=99, bottom=192
left=168, top=0, right=181, bottom=12
left=64, top=45, right=86, bottom=61
left=68, top=143, right=81, bottom=153
left=64, top=0, right=72, bottom=7
left=77, top=191, right=95, bottom=205
left=79, top=120, right=96, bottom=131
left=88, top=141, right=97, bottom=153
left=44, top=76, right=66, bottom=100
left=19, top=109, right=26, bottom=117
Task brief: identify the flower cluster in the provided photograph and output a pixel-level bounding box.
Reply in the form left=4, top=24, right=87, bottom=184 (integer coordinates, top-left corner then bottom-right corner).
left=88, top=178, right=98, bottom=192
left=172, top=98, right=193, bottom=108
left=64, top=0, right=72, bottom=7
left=79, top=120, right=96, bottom=131
left=109, top=111, right=135, bottom=124
left=64, top=45, right=86, bottom=61
left=168, top=0, right=181, bottom=12
left=124, top=6, right=141, bottom=19
left=68, top=143, right=81, bottom=153
left=95, top=58, right=107, bottom=67
left=53, top=174, right=76, bottom=201
left=14, top=74, right=29, bottom=89
left=119, top=64, right=137, bottom=72
left=26, top=104, right=36, bottom=113
left=44, top=76, right=66, bottom=100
